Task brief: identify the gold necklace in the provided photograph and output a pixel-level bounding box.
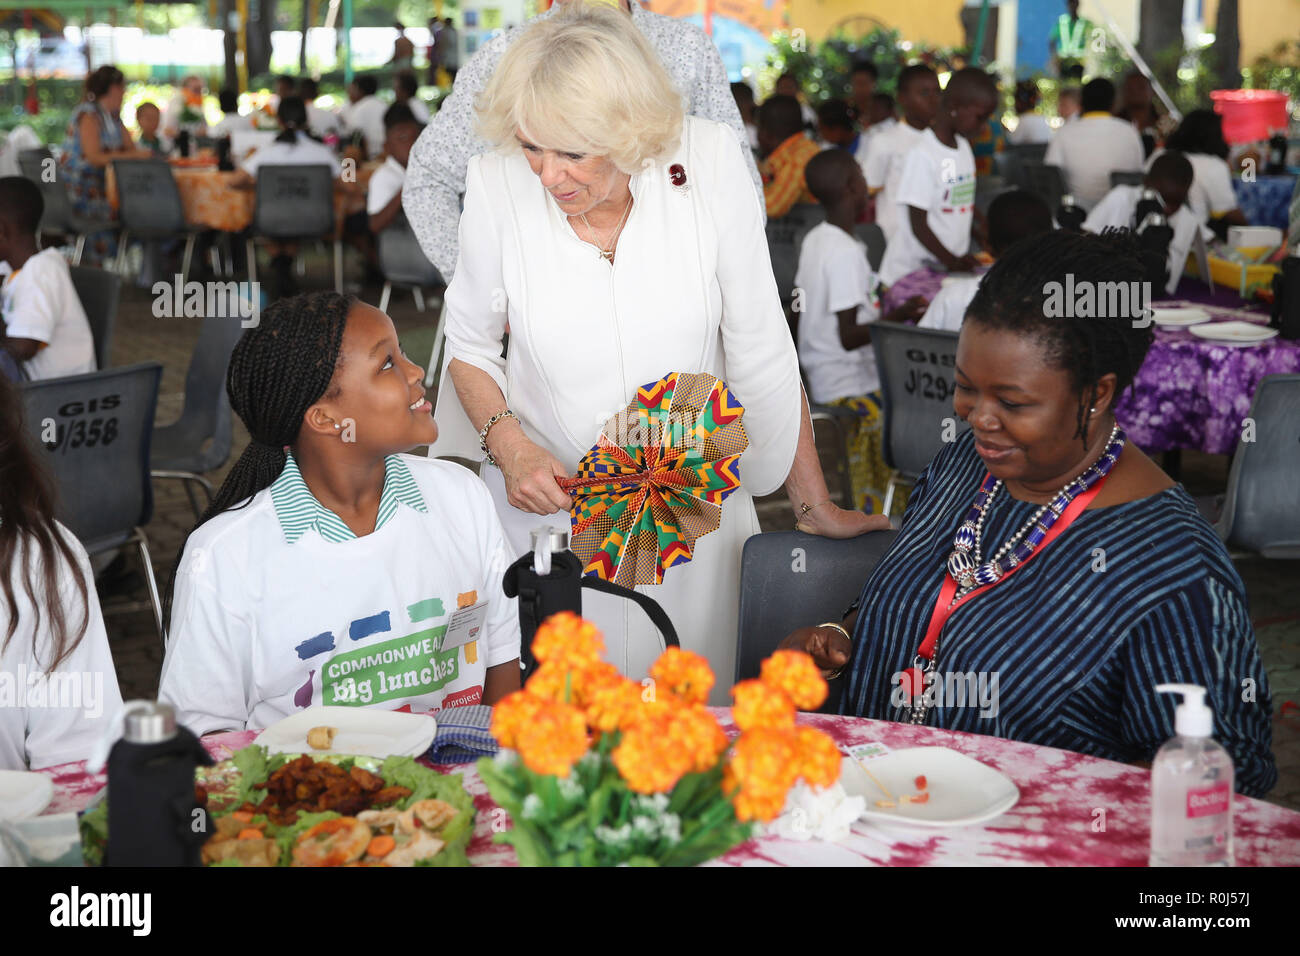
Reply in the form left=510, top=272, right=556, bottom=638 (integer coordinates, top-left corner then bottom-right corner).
left=578, top=193, right=633, bottom=262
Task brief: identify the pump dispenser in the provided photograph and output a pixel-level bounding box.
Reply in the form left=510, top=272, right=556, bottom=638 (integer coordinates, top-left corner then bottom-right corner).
left=1149, top=684, right=1234, bottom=866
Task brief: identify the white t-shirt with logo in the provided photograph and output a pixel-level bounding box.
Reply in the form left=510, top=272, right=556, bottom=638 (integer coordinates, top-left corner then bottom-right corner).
left=862, top=121, right=926, bottom=242
left=795, top=222, right=883, bottom=403
left=877, top=128, right=976, bottom=286
left=1083, top=184, right=1200, bottom=295
left=1045, top=114, right=1145, bottom=210
left=1, top=248, right=96, bottom=381
left=918, top=274, right=983, bottom=332
left=160, top=456, right=521, bottom=736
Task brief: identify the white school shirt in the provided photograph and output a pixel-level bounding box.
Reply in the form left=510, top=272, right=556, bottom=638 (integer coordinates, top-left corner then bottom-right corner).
left=1044, top=113, right=1145, bottom=210
left=159, top=455, right=521, bottom=736
left=862, top=120, right=925, bottom=242
left=403, top=98, right=431, bottom=124
left=0, top=523, right=123, bottom=770
left=1008, top=113, right=1053, bottom=145
left=918, top=274, right=982, bottom=332
left=210, top=112, right=254, bottom=137
left=794, top=222, right=882, bottom=403
left=1147, top=149, right=1239, bottom=224
left=305, top=102, right=342, bottom=139
left=1, top=248, right=95, bottom=381
left=877, top=128, right=976, bottom=286
left=1083, top=184, right=1200, bottom=295
left=241, top=131, right=342, bottom=178
left=367, top=156, right=406, bottom=215
left=340, top=95, right=389, bottom=159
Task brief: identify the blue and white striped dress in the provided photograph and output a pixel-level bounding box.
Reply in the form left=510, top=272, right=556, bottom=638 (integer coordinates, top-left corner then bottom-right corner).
left=842, top=430, right=1277, bottom=797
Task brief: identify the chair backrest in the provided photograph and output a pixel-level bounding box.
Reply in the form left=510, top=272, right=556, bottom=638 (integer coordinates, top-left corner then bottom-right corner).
left=68, top=265, right=121, bottom=369
left=20, top=362, right=163, bottom=551
left=1110, top=170, right=1145, bottom=189
left=19, top=146, right=75, bottom=234
left=855, top=222, right=886, bottom=273
left=169, top=307, right=247, bottom=470
left=870, top=323, right=968, bottom=478
left=1218, top=373, right=1300, bottom=558
left=254, top=164, right=336, bottom=239
left=1007, top=142, right=1048, bottom=168
left=1023, top=162, right=1066, bottom=210
left=975, top=175, right=1014, bottom=215
left=766, top=201, right=826, bottom=303
left=378, top=213, right=444, bottom=288
left=111, top=158, right=186, bottom=234
left=736, top=529, right=899, bottom=699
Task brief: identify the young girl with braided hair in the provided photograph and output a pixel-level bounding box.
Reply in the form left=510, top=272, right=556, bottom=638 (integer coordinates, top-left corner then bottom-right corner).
left=160, top=292, right=520, bottom=735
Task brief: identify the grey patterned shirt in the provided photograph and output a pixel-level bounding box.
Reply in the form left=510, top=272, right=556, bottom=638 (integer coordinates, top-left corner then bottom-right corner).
left=402, top=2, right=763, bottom=280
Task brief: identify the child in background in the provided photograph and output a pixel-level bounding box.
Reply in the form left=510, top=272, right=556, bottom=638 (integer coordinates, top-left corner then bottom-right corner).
left=134, top=102, right=170, bottom=156
left=210, top=89, right=253, bottom=137
left=1009, top=80, right=1052, bottom=145
left=368, top=104, right=423, bottom=236
left=863, top=64, right=939, bottom=242
left=816, top=99, right=860, bottom=156
left=877, top=68, right=995, bottom=286
left=919, top=190, right=1055, bottom=332
left=758, top=95, right=821, bottom=219
left=731, top=81, right=759, bottom=153
left=1058, top=86, right=1081, bottom=124
left=1083, top=151, right=1198, bottom=296
left=795, top=150, right=926, bottom=515
left=0, top=178, right=96, bottom=381
left=774, top=72, right=818, bottom=133
left=393, top=71, right=430, bottom=124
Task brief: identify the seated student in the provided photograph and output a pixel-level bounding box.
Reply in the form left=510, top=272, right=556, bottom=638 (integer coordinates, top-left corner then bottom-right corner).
left=816, top=99, right=859, bottom=155
left=233, top=97, right=344, bottom=299
left=774, top=71, right=818, bottom=132
left=781, top=229, right=1276, bottom=798
left=300, top=78, right=341, bottom=140
left=368, top=105, right=422, bottom=236
left=0, top=178, right=96, bottom=381
left=731, top=81, right=759, bottom=153
left=134, top=101, right=170, bottom=156
left=339, top=75, right=387, bottom=160
left=269, top=74, right=297, bottom=113
left=160, top=293, right=522, bottom=735
left=864, top=64, right=940, bottom=242
left=1152, top=109, right=1248, bottom=236
left=1008, top=80, right=1052, bottom=145
left=877, top=68, right=994, bottom=287
left=920, top=190, right=1055, bottom=332
left=1057, top=86, right=1081, bottom=124
left=757, top=95, right=821, bottom=219
left=1046, top=78, right=1144, bottom=210
left=1084, top=151, right=1198, bottom=296
left=393, top=71, right=430, bottom=124
left=209, top=89, right=253, bottom=138
left=0, top=375, right=124, bottom=769
left=795, top=150, right=926, bottom=514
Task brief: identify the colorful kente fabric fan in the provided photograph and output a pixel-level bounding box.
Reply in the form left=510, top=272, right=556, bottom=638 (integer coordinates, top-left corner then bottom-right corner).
left=557, top=372, right=747, bottom=587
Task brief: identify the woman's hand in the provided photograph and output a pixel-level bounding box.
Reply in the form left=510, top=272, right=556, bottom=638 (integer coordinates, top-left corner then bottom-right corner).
left=493, top=428, right=573, bottom=515
left=797, top=503, right=891, bottom=538
left=780, top=625, right=852, bottom=678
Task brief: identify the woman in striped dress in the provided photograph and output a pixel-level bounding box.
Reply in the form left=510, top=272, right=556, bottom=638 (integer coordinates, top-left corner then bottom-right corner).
left=783, top=230, right=1277, bottom=797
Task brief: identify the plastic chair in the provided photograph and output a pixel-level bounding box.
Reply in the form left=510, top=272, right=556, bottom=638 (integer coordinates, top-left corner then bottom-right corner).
left=109, top=159, right=201, bottom=280
left=998, top=143, right=1048, bottom=190
left=377, top=213, right=444, bottom=313
left=1023, top=162, right=1067, bottom=211
left=855, top=222, right=886, bottom=273
left=20, top=362, right=166, bottom=640
left=68, top=265, right=121, bottom=370
left=18, top=147, right=118, bottom=265
left=735, top=529, right=899, bottom=712
left=975, top=175, right=1014, bottom=215
left=1213, top=374, right=1300, bottom=557
left=1110, top=170, right=1145, bottom=189
left=150, top=308, right=247, bottom=520
left=247, top=164, right=342, bottom=294
left=766, top=201, right=826, bottom=305
left=870, top=323, right=968, bottom=515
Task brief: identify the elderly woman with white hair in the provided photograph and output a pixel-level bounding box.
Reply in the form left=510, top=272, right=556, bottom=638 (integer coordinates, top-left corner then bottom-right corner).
left=433, top=2, right=882, bottom=698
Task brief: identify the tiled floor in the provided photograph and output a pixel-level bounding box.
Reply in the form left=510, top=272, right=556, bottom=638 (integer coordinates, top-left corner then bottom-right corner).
left=88, top=253, right=1300, bottom=813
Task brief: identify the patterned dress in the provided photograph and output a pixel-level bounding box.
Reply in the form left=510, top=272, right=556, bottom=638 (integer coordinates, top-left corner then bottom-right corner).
left=841, top=429, right=1277, bottom=797
left=58, top=102, right=124, bottom=264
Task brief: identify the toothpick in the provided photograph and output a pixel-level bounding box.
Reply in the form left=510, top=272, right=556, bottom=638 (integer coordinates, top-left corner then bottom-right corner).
left=854, top=757, right=894, bottom=801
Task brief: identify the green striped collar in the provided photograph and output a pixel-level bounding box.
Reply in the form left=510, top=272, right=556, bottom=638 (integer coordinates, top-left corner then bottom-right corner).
left=269, top=451, right=427, bottom=544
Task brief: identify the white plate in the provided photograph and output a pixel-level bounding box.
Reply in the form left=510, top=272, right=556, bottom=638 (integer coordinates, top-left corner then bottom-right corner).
left=0, top=770, right=55, bottom=821
left=253, top=706, right=436, bottom=759
left=1188, top=321, right=1279, bottom=345
left=839, top=746, right=1019, bottom=828
left=1150, top=307, right=1211, bottom=327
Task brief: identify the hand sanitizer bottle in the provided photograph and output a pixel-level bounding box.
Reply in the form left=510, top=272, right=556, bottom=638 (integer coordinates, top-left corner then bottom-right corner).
left=1149, top=684, right=1234, bottom=867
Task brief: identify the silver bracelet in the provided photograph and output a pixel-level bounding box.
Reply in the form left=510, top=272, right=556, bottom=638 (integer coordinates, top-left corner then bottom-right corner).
left=478, top=409, right=518, bottom=467
left=817, top=621, right=852, bottom=680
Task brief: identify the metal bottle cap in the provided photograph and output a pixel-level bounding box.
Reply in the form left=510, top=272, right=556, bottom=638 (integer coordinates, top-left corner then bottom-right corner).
left=1140, top=187, right=1160, bottom=201
left=1060, top=193, right=1076, bottom=208
left=531, top=527, right=571, bottom=576
left=122, top=701, right=178, bottom=744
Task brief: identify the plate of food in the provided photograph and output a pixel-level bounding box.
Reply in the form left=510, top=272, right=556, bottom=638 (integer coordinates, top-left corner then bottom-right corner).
left=253, top=706, right=437, bottom=758
left=839, top=746, right=1019, bottom=828
left=79, top=746, right=474, bottom=867
left=1150, top=307, right=1211, bottom=327
left=1188, top=321, right=1279, bottom=345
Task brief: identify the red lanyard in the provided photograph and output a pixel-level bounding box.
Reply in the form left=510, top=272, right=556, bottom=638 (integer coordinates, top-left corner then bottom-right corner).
left=900, top=471, right=1111, bottom=702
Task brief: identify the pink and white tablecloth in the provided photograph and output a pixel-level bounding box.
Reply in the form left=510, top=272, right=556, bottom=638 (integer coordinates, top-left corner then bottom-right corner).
left=39, top=710, right=1300, bottom=866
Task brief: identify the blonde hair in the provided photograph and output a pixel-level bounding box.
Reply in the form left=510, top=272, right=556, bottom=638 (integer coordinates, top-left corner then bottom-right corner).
left=475, top=1, right=684, bottom=173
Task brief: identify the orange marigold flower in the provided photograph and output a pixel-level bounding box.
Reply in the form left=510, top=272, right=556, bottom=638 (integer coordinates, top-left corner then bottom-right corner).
left=731, top=679, right=796, bottom=733
left=723, top=728, right=801, bottom=822
left=524, top=661, right=572, bottom=703
left=611, top=711, right=694, bottom=794
left=672, top=704, right=729, bottom=773
left=571, top=660, right=621, bottom=708
left=489, top=690, right=547, bottom=750
left=794, top=726, right=842, bottom=789
left=531, top=612, right=605, bottom=668
left=583, top=674, right=643, bottom=735
left=760, top=650, right=828, bottom=711
left=513, top=699, right=590, bottom=777
left=649, top=647, right=715, bottom=705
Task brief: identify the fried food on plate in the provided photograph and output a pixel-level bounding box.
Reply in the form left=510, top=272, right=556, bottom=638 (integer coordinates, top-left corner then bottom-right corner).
left=306, top=725, right=338, bottom=750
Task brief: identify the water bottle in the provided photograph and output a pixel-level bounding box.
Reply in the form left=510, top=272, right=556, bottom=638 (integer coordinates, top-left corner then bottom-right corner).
left=1134, top=187, right=1164, bottom=231
left=105, top=701, right=213, bottom=867
left=1150, top=684, right=1234, bottom=867
left=1136, top=211, right=1174, bottom=291
left=1272, top=245, right=1300, bottom=340
left=1266, top=130, right=1287, bottom=175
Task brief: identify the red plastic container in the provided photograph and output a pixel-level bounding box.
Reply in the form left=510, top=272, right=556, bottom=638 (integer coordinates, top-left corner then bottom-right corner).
left=1210, top=89, right=1290, bottom=144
